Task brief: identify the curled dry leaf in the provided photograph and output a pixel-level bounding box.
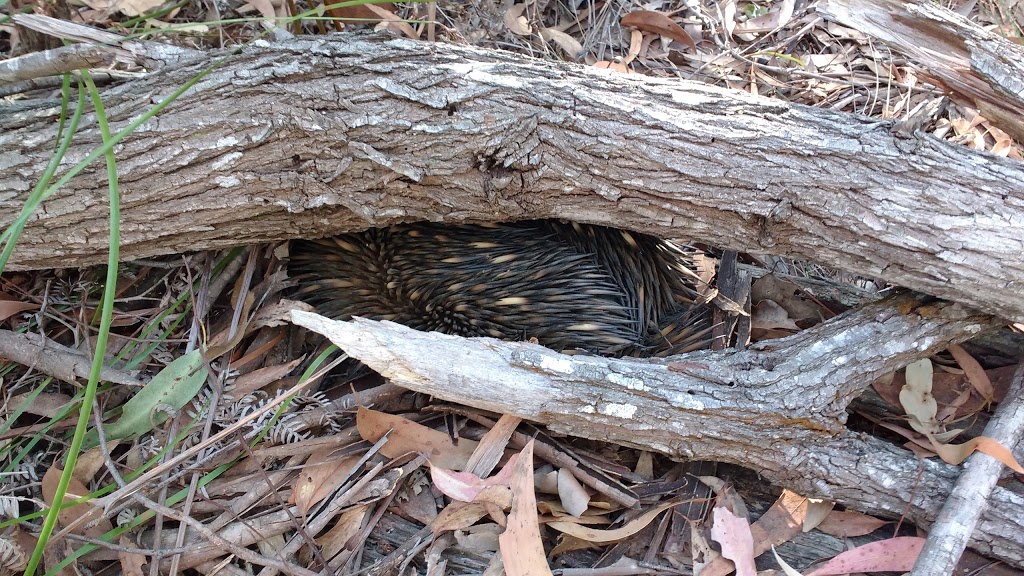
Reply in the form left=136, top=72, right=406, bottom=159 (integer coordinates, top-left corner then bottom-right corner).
left=927, top=433, right=1024, bottom=473
left=432, top=501, right=493, bottom=533
left=556, top=468, right=590, bottom=517
left=290, top=449, right=362, bottom=517
left=802, top=498, right=835, bottom=533
left=621, top=10, right=697, bottom=52
left=367, top=4, right=419, bottom=39
left=118, top=535, right=146, bottom=576
left=231, top=357, right=302, bottom=397
left=539, top=28, right=584, bottom=59
left=8, top=392, right=72, bottom=418
left=429, top=456, right=518, bottom=503
left=625, top=30, right=643, bottom=64
left=503, top=4, right=531, bottom=36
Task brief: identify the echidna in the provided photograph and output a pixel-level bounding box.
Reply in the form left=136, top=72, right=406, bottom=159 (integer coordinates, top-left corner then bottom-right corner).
left=289, top=220, right=714, bottom=357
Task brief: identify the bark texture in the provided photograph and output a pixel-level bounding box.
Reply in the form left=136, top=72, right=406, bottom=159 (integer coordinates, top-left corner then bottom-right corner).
left=2, top=32, right=1023, bottom=322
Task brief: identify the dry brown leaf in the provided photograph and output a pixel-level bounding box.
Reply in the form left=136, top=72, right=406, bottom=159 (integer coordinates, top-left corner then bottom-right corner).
left=118, top=535, right=146, bottom=576
left=465, top=414, right=520, bottom=477
left=625, top=30, right=643, bottom=64
left=9, top=392, right=73, bottom=418
left=356, top=406, right=478, bottom=470
left=0, top=298, right=38, bottom=322
left=700, top=476, right=749, bottom=519
left=751, top=275, right=822, bottom=322
left=548, top=533, right=599, bottom=557
left=455, top=523, right=502, bottom=553
left=802, top=498, right=835, bottom=532
left=250, top=299, right=316, bottom=330
left=326, top=2, right=395, bottom=22
left=539, top=28, right=583, bottom=58
left=231, top=357, right=302, bottom=397
left=503, top=4, right=531, bottom=36
left=498, top=440, right=551, bottom=576
left=367, top=4, right=418, bottom=39
left=75, top=443, right=119, bottom=485
left=318, top=504, right=372, bottom=560
left=815, top=510, right=889, bottom=538
left=240, top=0, right=276, bottom=24
left=947, top=344, right=995, bottom=402
left=432, top=501, right=493, bottom=533
left=106, top=0, right=163, bottom=17
left=547, top=501, right=675, bottom=543
left=42, top=466, right=112, bottom=540
left=710, top=505, right=756, bottom=576
left=621, top=10, right=697, bottom=52
left=290, top=449, right=362, bottom=517
left=751, top=299, right=799, bottom=331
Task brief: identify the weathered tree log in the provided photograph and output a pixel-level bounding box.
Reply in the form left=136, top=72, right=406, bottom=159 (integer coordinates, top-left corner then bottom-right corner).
left=289, top=296, right=1024, bottom=567
left=2, top=28, right=1024, bottom=322
left=820, top=0, right=1024, bottom=143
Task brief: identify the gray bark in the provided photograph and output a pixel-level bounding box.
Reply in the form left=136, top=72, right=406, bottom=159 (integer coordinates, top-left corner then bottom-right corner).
left=1, top=31, right=1023, bottom=322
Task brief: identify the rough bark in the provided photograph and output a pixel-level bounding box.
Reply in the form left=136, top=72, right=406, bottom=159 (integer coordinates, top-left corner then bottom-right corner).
left=2, top=30, right=1024, bottom=322
left=289, top=295, right=1024, bottom=567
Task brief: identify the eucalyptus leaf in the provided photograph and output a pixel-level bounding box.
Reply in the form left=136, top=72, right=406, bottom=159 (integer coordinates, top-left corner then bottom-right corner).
left=83, top=351, right=208, bottom=448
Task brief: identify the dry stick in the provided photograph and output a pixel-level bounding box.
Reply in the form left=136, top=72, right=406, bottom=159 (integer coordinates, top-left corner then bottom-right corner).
left=911, top=362, right=1024, bottom=575
left=0, top=329, right=144, bottom=387
left=0, top=43, right=121, bottom=84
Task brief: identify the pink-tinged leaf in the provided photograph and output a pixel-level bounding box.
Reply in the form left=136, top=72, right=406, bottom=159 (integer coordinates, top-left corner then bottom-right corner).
left=807, top=536, right=925, bottom=575
left=431, top=455, right=519, bottom=503
left=710, top=505, right=756, bottom=576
